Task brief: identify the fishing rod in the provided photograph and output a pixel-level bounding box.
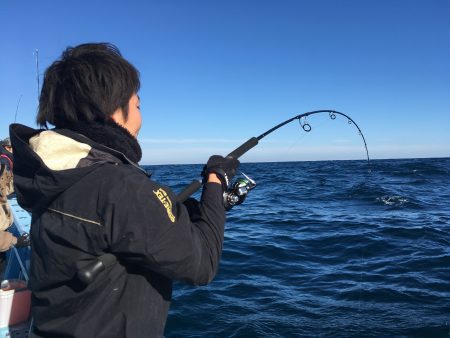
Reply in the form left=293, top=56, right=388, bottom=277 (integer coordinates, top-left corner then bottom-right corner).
left=34, top=49, right=40, bottom=103
left=177, top=110, right=370, bottom=203
left=78, top=109, right=369, bottom=284
left=13, top=95, right=23, bottom=123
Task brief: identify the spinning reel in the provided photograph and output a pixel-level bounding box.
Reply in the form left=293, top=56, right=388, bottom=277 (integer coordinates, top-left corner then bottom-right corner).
left=223, top=172, right=256, bottom=210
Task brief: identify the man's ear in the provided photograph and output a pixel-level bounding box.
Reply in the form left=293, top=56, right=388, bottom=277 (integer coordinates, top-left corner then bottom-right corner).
left=111, top=106, right=127, bottom=125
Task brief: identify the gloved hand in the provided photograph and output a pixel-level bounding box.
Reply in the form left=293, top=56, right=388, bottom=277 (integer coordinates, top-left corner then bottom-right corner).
left=202, top=155, right=240, bottom=189
left=15, top=233, right=31, bottom=248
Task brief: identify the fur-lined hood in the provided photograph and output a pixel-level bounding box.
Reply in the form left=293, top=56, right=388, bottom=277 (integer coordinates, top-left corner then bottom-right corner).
left=9, top=123, right=146, bottom=212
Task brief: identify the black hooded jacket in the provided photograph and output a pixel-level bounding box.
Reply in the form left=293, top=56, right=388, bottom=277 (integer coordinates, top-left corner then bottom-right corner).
left=9, top=123, right=226, bottom=338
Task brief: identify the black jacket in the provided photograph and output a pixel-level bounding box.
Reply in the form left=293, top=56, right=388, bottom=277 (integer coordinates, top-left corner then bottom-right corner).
left=9, top=123, right=226, bottom=338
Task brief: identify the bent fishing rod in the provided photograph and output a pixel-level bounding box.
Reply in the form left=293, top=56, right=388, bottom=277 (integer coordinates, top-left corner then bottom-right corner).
left=78, top=109, right=369, bottom=284
left=177, top=109, right=370, bottom=203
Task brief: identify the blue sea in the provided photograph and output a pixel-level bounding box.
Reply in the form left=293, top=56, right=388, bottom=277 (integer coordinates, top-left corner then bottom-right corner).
left=146, top=158, right=450, bottom=338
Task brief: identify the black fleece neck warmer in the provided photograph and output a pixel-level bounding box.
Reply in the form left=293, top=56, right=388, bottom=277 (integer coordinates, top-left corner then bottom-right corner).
left=69, top=119, right=142, bottom=163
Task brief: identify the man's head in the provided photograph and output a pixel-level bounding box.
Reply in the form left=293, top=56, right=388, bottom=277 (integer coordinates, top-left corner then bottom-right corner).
left=37, top=43, right=140, bottom=130
left=1, top=137, right=12, bottom=154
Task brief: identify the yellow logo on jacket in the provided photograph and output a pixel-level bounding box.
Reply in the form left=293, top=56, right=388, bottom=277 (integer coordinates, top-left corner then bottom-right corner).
left=153, top=188, right=176, bottom=223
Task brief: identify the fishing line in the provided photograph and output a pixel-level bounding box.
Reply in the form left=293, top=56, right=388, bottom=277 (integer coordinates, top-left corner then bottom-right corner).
left=178, top=110, right=370, bottom=202
left=285, top=127, right=308, bottom=154
left=285, top=117, right=329, bottom=155
left=14, top=95, right=23, bottom=123
left=288, top=114, right=339, bottom=152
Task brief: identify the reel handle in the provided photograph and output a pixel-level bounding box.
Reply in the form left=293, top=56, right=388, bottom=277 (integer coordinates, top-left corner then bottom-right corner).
left=177, top=137, right=259, bottom=202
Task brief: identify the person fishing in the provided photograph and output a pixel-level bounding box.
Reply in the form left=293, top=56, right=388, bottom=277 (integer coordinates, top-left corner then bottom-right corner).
left=9, top=43, right=239, bottom=338
left=0, top=137, right=18, bottom=277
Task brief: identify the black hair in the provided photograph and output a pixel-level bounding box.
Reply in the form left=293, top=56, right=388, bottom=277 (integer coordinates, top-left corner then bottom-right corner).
left=37, top=43, right=140, bottom=128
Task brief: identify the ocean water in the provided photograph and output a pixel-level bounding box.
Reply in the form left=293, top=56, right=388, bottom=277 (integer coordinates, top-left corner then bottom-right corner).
left=146, top=158, right=450, bottom=338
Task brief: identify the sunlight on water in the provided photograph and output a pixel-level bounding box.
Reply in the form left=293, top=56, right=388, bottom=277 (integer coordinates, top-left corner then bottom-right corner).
left=376, top=195, right=409, bottom=206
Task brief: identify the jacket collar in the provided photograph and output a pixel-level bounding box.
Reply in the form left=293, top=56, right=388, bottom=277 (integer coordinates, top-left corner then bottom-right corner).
left=65, top=119, right=142, bottom=164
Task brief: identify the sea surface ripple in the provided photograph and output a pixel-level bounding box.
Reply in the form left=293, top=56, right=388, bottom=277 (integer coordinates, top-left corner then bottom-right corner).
left=146, top=158, right=450, bottom=337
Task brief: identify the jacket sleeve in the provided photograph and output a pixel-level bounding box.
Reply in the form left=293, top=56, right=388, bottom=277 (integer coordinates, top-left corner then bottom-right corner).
left=103, top=169, right=226, bottom=286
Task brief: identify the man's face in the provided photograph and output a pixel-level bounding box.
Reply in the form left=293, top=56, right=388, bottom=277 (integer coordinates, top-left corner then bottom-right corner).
left=3, top=145, right=12, bottom=153
left=112, top=94, right=142, bottom=137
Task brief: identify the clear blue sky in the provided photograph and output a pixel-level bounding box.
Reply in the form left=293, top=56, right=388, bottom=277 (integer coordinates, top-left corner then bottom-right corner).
left=1, top=0, right=449, bottom=164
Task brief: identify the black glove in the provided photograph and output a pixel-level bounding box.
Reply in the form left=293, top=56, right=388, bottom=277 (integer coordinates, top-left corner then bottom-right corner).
left=202, top=155, right=240, bottom=189
left=15, top=233, right=31, bottom=248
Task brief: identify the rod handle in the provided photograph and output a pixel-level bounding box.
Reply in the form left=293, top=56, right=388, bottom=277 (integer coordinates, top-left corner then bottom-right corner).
left=177, top=137, right=259, bottom=202
left=77, top=253, right=117, bottom=285
left=227, top=137, right=259, bottom=158
left=177, top=179, right=203, bottom=202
